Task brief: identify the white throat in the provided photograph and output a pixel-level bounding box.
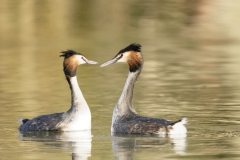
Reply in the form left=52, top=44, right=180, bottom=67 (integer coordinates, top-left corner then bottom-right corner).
left=70, top=76, right=88, bottom=107
left=63, top=76, right=91, bottom=131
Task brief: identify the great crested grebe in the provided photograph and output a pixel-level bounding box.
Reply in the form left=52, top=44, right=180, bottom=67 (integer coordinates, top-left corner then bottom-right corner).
left=19, top=50, right=98, bottom=131
left=101, top=43, right=187, bottom=135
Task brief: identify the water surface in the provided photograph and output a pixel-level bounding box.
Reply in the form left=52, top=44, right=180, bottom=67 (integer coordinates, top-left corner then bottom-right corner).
left=0, top=1, right=240, bottom=160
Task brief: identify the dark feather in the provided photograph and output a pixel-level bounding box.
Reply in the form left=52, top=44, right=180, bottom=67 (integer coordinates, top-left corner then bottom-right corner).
left=22, top=119, right=30, bottom=124
left=113, top=115, right=173, bottom=134
left=118, top=43, right=142, bottom=54
left=19, top=112, right=64, bottom=131
left=60, top=50, right=83, bottom=58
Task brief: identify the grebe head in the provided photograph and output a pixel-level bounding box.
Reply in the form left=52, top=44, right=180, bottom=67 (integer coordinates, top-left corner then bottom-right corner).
left=60, top=49, right=98, bottom=77
left=60, top=50, right=98, bottom=65
left=100, top=43, right=143, bottom=72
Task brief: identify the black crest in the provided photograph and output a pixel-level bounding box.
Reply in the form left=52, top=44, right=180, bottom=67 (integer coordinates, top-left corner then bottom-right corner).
left=118, top=43, right=142, bottom=54
left=60, top=50, right=83, bottom=58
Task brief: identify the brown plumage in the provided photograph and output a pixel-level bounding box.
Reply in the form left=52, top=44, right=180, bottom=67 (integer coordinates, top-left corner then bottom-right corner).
left=64, top=55, right=79, bottom=71
left=127, top=51, right=143, bottom=72
left=101, top=43, right=187, bottom=135
left=60, top=50, right=84, bottom=77
left=19, top=50, right=97, bottom=131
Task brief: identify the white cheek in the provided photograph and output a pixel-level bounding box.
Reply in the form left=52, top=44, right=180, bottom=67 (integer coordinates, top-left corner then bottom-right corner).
left=117, top=52, right=129, bottom=63
left=76, top=56, right=86, bottom=64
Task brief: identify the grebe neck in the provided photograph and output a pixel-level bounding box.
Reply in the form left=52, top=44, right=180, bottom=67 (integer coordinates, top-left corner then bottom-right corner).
left=66, top=76, right=89, bottom=112
left=115, top=68, right=142, bottom=116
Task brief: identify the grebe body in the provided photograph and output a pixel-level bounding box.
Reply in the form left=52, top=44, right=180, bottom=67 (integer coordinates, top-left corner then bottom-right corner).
left=101, top=43, right=187, bottom=135
left=19, top=50, right=98, bottom=131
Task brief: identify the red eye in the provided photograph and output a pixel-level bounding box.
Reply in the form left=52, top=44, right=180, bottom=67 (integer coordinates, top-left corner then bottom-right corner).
left=117, top=53, right=123, bottom=60
left=81, top=57, right=87, bottom=62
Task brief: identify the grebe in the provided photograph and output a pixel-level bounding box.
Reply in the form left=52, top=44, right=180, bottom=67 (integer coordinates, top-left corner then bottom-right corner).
left=101, top=43, right=187, bottom=135
left=19, top=50, right=98, bottom=131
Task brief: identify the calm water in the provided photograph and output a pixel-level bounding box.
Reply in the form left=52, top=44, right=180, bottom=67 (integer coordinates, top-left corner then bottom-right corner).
left=1, top=1, right=240, bottom=160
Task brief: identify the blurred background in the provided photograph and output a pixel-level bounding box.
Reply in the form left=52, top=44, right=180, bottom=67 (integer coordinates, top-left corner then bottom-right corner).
left=0, top=0, right=240, bottom=160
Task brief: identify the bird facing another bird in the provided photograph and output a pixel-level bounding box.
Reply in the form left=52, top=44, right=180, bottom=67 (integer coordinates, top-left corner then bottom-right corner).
left=19, top=50, right=97, bottom=131
left=19, top=44, right=187, bottom=135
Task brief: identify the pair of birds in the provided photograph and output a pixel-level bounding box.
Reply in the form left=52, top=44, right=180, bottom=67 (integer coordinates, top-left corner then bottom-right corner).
left=19, top=43, right=187, bottom=135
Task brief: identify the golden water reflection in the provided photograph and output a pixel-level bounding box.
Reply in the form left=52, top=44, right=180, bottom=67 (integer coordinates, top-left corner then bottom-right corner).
left=19, top=130, right=92, bottom=160
left=112, top=134, right=187, bottom=160
left=0, top=0, right=240, bottom=160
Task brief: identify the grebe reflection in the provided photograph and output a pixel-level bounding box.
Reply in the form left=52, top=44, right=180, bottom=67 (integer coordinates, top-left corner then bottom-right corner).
left=19, top=130, right=92, bottom=160
left=112, top=133, right=187, bottom=159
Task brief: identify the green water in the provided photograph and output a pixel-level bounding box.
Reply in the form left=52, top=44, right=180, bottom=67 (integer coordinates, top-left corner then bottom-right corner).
left=0, top=1, right=240, bottom=159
